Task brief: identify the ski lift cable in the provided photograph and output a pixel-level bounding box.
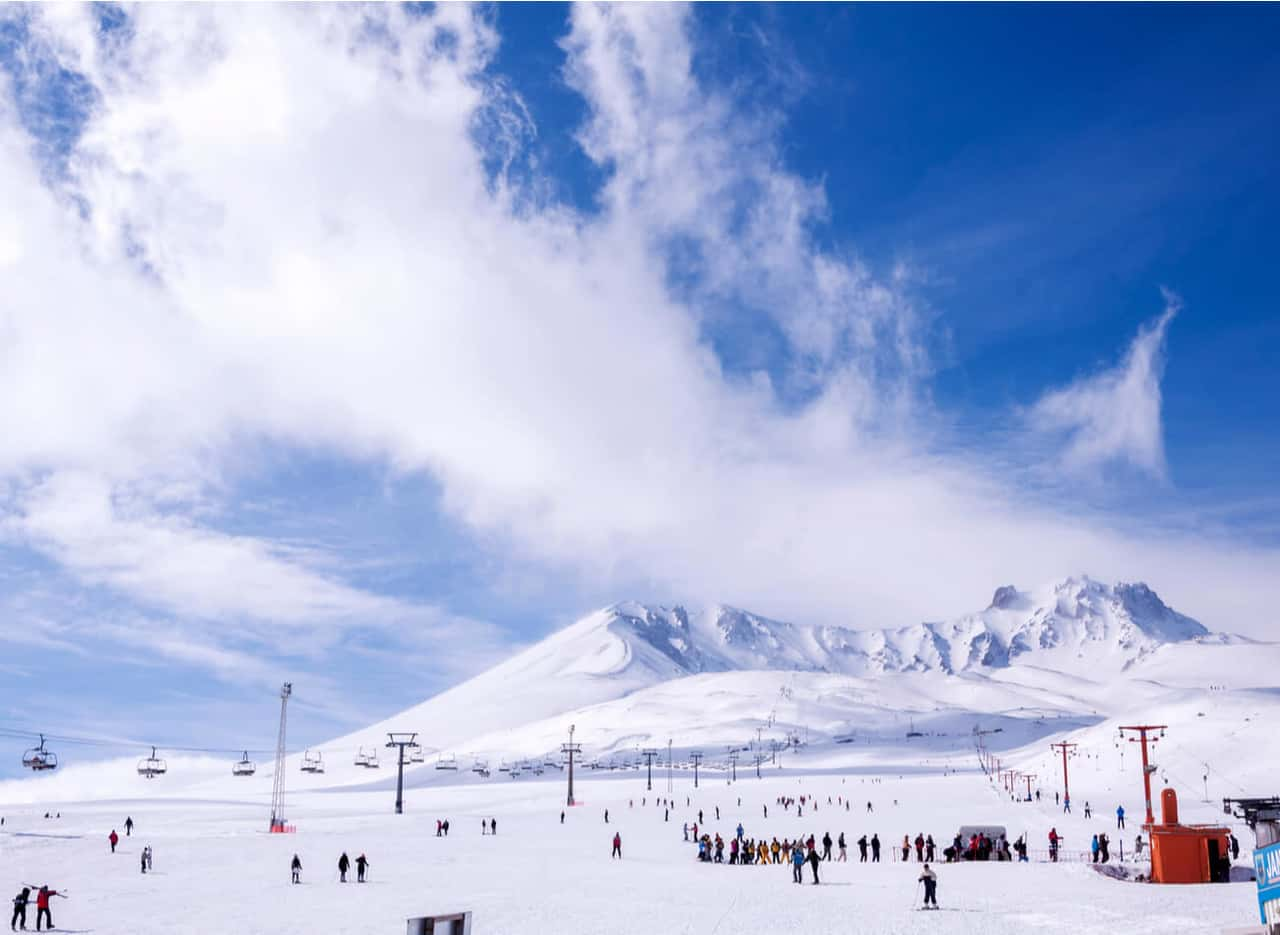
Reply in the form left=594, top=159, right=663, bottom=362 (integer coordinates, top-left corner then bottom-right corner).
left=0, top=725, right=280, bottom=758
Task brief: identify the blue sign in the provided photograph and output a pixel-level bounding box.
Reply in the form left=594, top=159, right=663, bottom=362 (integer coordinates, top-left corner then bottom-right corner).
left=1255, top=841, right=1280, bottom=926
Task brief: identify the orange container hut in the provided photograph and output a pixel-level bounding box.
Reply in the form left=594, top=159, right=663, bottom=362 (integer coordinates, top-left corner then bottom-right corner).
left=1149, top=788, right=1231, bottom=884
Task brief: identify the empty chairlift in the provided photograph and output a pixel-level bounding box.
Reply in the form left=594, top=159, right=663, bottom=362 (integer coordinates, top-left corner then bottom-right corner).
left=407, top=743, right=425, bottom=764
left=138, top=746, right=168, bottom=779
left=232, top=751, right=257, bottom=777
left=300, top=750, right=325, bottom=774
left=354, top=746, right=380, bottom=768
left=435, top=753, right=458, bottom=771
left=22, top=735, right=58, bottom=772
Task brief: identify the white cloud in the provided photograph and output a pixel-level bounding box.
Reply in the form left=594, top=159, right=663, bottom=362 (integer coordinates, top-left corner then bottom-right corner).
left=1029, top=291, right=1179, bottom=479
left=0, top=0, right=1275, bottom=703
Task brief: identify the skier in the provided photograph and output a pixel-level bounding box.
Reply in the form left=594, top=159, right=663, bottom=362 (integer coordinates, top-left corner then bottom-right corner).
left=33, top=887, right=62, bottom=932
left=698, top=810, right=703, bottom=824
left=338, top=852, right=350, bottom=882
left=871, top=833, right=881, bottom=862
left=925, top=834, right=936, bottom=862
left=683, top=823, right=689, bottom=842
left=1048, top=828, right=1060, bottom=863
left=145, top=846, right=153, bottom=872
left=604, top=809, right=609, bottom=823
left=1084, top=801, right=1092, bottom=819
left=356, top=854, right=369, bottom=883
left=918, top=864, right=938, bottom=909
left=857, top=834, right=868, bottom=862
left=915, top=833, right=925, bottom=862
left=109, top=829, right=118, bottom=853
left=763, top=805, right=768, bottom=819
left=611, top=832, right=622, bottom=859
left=490, top=818, right=496, bottom=835
left=1134, top=834, right=1144, bottom=856
left=560, top=811, right=565, bottom=825
left=1098, top=833, right=1110, bottom=864
left=1116, top=805, right=1126, bottom=829
left=291, top=854, right=302, bottom=884
left=901, top=835, right=910, bottom=862
left=791, top=842, right=805, bottom=884
left=140, top=848, right=148, bottom=874
left=443, top=819, right=450, bottom=836
left=1063, top=796, right=1071, bottom=814
left=125, top=816, right=134, bottom=836
left=11, top=887, right=30, bottom=932
left=715, top=806, right=720, bottom=820
left=822, top=832, right=832, bottom=861
left=736, top=822, right=744, bottom=841
left=807, top=843, right=821, bottom=884
left=866, top=801, right=873, bottom=813
left=837, top=832, right=847, bottom=861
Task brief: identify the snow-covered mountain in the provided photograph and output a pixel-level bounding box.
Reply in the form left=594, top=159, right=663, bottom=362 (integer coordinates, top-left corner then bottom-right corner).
left=512, top=575, right=1212, bottom=684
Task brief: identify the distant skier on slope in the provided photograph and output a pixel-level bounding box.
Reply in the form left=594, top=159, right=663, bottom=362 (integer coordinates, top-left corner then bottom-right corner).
left=611, top=832, right=622, bottom=859
left=1116, top=805, right=1125, bottom=829
left=356, top=854, right=369, bottom=882
left=109, top=830, right=118, bottom=853
left=291, top=855, right=302, bottom=884
left=338, top=852, right=350, bottom=882
left=918, top=864, right=938, bottom=909
left=807, top=843, right=821, bottom=884
left=857, top=835, right=868, bottom=862
left=822, top=832, right=832, bottom=861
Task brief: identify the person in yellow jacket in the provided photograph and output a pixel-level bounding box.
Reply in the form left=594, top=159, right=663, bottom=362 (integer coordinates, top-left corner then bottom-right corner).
left=771, top=838, right=781, bottom=865
left=758, top=840, right=769, bottom=864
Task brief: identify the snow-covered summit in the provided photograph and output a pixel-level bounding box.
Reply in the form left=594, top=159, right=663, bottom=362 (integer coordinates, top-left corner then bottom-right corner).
left=595, top=576, right=1208, bottom=681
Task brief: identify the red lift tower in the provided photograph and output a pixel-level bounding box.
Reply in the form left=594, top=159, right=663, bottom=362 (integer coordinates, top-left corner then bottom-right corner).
left=1119, top=725, right=1168, bottom=826
left=1022, top=772, right=1037, bottom=802
left=1050, top=741, right=1078, bottom=806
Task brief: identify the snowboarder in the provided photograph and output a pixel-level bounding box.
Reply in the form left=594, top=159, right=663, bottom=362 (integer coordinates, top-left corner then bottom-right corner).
left=291, top=854, right=302, bottom=884
left=11, top=887, right=30, bottom=931
left=125, top=816, right=134, bottom=836
left=807, top=844, right=821, bottom=884
left=918, top=864, right=938, bottom=908
left=1116, top=805, right=1126, bottom=829
left=791, top=842, right=805, bottom=884
left=338, top=852, right=350, bottom=882
left=109, top=829, right=118, bottom=853
left=871, top=833, right=881, bottom=862
left=611, top=832, right=622, bottom=859
left=33, top=887, right=62, bottom=932
left=356, top=854, right=369, bottom=882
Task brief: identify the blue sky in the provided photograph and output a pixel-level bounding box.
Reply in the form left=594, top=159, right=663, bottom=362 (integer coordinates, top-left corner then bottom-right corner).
left=0, top=4, right=1277, bottom=776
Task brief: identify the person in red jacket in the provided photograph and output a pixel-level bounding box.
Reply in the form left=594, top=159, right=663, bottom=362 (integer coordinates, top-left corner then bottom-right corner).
left=109, top=830, right=119, bottom=853
left=611, top=832, right=622, bottom=858
left=34, top=885, right=63, bottom=932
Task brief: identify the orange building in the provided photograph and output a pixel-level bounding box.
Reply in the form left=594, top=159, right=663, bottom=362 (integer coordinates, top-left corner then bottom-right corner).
left=1149, top=788, right=1231, bottom=884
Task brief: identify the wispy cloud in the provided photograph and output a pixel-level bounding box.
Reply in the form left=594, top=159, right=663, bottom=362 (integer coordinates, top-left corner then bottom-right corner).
left=1029, top=291, right=1179, bottom=479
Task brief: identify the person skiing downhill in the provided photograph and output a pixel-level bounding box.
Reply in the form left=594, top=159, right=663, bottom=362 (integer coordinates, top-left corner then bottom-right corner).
left=356, top=854, right=369, bottom=882
left=918, top=864, right=938, bottom=909
left=338, top=853, right=350, bottom=882
left=611, top=832, right=622, bottom=859
left=291, top=855, right=302, bottom=884
left=11, top=887, right=30, bottom=931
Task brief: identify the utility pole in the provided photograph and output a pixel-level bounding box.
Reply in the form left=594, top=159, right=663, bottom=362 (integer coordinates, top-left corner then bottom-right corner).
left=1022, top=773, right=1037, bottom=802
left=1050, top=741, right=1078, bottom=805
left=690, top=751, right=703, bottom=788
left=1119, top=725, right=1168, bottom=826
left=728, top=751, right=739, bottom=783
left=754, top=752, right=766, bottom=779
left=269, top=682, right=292, bottom=833
left=386, top=731, right=418, bottom=815
left=561, top=724, right=581, bottom=807
left=641, top=749, right=658, bottom=792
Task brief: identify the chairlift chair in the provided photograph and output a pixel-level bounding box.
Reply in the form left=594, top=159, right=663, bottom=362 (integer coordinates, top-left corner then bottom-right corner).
left=22, top=735, right=58, bottom=772
left=408, top=743, right=426, bottom=764
left=301, top=750, right=325, bottom=774
left=355, top=746, right=380, bottom=768
left=232, top=751, right=257, bottom=777
left=138, top=746, right=167, bottom=779
left=435, top=753, right=458, bottom=771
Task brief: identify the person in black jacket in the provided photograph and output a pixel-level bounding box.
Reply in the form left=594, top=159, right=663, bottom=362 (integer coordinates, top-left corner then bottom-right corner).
left=807, top=845, right=821, bottom=884
left=338, top=852, right=350, bottom=882
left=291, top=855, right=302, bottom=884
left=821, top=832, right=833, bottom=861
left=871, top=833, right=881, bottom=862
left=355, top=854, right=369, bottom=883
left=11, top=888, right=30, bottom=931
